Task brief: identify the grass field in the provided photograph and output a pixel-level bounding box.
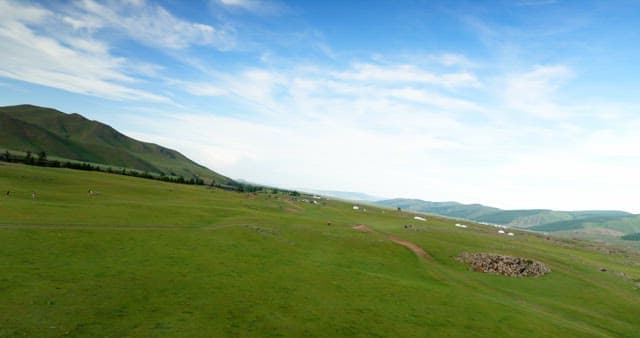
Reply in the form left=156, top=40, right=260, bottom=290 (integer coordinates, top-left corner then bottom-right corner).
left=1, top=162, right=639, bottom=337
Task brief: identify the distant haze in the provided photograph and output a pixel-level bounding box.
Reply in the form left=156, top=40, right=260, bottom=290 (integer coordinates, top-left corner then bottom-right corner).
left=298, top=189, right=386, bottom=202
left=1, top=1, right=640, bottom=213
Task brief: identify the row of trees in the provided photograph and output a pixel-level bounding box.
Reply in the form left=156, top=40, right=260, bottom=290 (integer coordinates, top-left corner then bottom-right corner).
left=224, top=180, right=300, bottom=195
left=1, top=149, right=301, bottom=195
left=1, top=150, right=204, bottom=186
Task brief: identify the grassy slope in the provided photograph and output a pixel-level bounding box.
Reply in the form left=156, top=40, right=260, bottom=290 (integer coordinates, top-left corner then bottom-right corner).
left=530, top=216, right=640, bottom=235
left=0, top=104, right=230, bottom=184
left=1, top=163, right=639, bottom=337
left=376, top=199, right=638, bottom=235
left=376, top=199, right=502, bottom=220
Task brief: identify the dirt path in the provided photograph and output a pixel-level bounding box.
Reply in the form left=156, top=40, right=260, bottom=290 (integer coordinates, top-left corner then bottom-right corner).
left=352, top=224, right=373, bottom=232
left=352, top=224, right=430, bottom=260
left=388, top=236, right=429, bottom=259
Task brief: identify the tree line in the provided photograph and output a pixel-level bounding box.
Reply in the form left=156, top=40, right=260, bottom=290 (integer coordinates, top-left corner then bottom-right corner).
left=1, top=149, right=300, bottom=195
left=1, top=149, right=204, bottom=186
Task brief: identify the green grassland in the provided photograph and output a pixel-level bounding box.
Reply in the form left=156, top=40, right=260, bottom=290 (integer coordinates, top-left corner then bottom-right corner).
left=375, top=199, right=640, bottom=246
left=1, top=163, right=639, bottom=337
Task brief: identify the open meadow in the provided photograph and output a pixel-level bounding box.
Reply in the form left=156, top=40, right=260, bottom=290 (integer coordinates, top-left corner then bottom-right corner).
left=1, top=163, right=639, bottom=337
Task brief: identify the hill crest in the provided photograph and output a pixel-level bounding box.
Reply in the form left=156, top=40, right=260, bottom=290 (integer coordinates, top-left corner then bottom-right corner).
left=0, top=104, right=230, bottom=184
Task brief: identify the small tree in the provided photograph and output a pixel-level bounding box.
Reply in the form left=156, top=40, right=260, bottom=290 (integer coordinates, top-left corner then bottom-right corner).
left=37, top=151, right=47, bottom=164
left=25, top=151, right=34, bottom=164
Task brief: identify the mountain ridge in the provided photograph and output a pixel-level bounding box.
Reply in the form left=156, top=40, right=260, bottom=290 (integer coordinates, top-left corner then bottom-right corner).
left=0, top=104, right=231, bottom=184
left=374, top=198, right=640, bottom=236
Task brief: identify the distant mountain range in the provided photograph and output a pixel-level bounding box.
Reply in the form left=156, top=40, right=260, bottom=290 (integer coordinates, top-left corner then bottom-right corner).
left=374, top=198, right=640, bottom=237
left=0, top=104, right=231, bottom=184
left=299, top=189, right=385, bottom=202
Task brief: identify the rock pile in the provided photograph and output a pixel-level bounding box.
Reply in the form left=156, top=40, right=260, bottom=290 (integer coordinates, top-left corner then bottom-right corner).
left=457, top=252, right=551, bottom=277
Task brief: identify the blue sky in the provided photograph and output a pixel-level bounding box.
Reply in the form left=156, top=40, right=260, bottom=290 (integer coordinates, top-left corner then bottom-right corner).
left=1, top=0, right=640, bottom=212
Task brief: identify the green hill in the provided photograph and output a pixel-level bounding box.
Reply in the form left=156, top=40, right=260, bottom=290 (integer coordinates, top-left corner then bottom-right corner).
left=376, top=198, right=637, bottom=235
left=1, top=163, right=639, bottom=337
left=377, top=199, right=502, bottom=219
left=0, top=104, right=231, bottom=184
left=622, top=233, right=640, bottom=241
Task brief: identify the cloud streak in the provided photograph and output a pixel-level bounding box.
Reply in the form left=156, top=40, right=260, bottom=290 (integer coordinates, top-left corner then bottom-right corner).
left=0, top=0, right=167, bottom=102
left=75, top=0, right=235, bottom=50
left=213, top=0, right=288, bottom=16
left=503, top=65, right=574, bottom=119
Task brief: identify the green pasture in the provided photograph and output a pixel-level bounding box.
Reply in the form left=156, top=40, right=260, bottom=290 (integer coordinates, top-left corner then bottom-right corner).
left=1, top=163, right=638, bottom=337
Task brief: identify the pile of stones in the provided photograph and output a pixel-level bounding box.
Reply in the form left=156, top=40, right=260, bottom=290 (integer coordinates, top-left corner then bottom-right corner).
left=457, top=252, right=551, bottom=277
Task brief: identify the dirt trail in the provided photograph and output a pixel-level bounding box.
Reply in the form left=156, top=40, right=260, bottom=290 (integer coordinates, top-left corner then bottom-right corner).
left=352, top=224, right=430, bottom=260
left=352, top=224, right=372, bottom=232
left=388, top=236, right=429, bottom=259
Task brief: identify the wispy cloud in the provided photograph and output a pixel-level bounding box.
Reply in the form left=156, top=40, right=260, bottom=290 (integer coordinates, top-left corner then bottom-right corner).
left=193, top=60, right=485, bottom=120
left=75, top=0, right=235, bottom=50
left=0, top=0, right=167, bottom=102
left=182, top=82, right=227, bottom=97
left=503, top=65, right=573, bottom=119
left=429, top=53, right=476, bottom=68
left=212, top=0, right=288, bottom=16
left=334, top=63, right=481, bottom=88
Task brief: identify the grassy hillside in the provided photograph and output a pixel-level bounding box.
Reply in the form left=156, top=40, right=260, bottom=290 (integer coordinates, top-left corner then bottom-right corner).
left=376, top=199, right=638, bottom=237
left=1, top=163, right=639, bottom=337
left=0, top=104, right=231, bottom=184
left=377, top=199, right=502, bottom=220
left=530, top=215, right=640, bottom=233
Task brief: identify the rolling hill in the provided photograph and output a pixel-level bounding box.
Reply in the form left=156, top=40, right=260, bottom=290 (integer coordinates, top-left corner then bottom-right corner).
left=375, top=198, right=640, bottom=237
left=1, top=163, right=639, bottom=336
left=0, top=104, right=231, bottom=184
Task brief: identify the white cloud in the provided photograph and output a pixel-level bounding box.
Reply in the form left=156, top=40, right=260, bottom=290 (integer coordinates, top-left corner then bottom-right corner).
left=428, top=53, right=476, bottom=67
left=76, top=0, right=235, bottom=50
left=503, top=65, right=573, bottom=119
left=0, top=1, right=167, bottom=102
left=583, top=127, right=640, bottom=158
left=390, top=87, right=483, bottom=111
left=334, top=63, right=481, bottom=88
left=0, top=0, right=49, bottom=22
left=200, top=61, right=485, bottom=121
left=214, top=0, right=287, bottom=16
left=183, top=83, right=227, bottom=97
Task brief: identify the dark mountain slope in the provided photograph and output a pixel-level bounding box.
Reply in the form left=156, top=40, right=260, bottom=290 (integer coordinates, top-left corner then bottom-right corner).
left=0, top=104, right=231, bottom=183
